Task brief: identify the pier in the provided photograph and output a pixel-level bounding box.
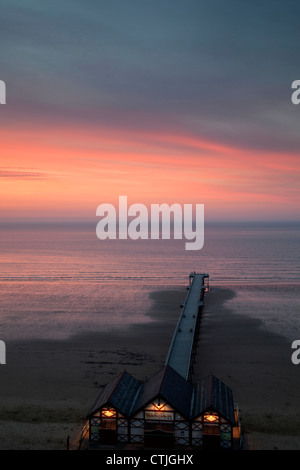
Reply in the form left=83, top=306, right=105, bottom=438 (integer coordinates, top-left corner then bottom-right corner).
left=165, top=272, right=209, bottom=381
left=80, top=272, right=241, bottom=451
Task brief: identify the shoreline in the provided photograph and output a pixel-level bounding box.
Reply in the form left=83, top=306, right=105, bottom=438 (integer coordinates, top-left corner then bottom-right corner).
left=0, top=286, right=300, bottom=450
left=193, top=286, right=300, bottom=450
left=0, top=289, right=184, bottom=450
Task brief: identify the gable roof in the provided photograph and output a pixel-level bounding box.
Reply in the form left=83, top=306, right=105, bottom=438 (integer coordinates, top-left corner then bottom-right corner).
left=192, top=374, right=235, bottom=424
left=86, top=370, right=141, bottom=418
left=132, top=365, right=193, bottom=419
left=86, top=369, right=235, bottom=425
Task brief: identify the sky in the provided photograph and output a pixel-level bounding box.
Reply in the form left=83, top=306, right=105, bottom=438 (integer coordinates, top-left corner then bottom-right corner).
left=0, top=0, right=300, bottom=221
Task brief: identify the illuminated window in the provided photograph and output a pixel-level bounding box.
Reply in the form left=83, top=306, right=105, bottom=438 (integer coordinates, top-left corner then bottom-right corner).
left=203, top=411, right=219, bottom=424
left=101, top=407, right=116, bottom=419
left=100, top=407, right=117, bottom=430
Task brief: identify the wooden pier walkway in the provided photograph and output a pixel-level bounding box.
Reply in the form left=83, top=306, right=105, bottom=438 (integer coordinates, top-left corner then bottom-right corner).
left=165, top=272, right=209, bottom=381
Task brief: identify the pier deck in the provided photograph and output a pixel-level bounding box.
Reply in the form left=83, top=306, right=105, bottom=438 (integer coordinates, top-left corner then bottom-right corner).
left=165, top=272, right=209, bottom=380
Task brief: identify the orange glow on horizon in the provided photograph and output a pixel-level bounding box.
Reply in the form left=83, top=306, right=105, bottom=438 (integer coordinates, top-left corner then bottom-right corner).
left=1, top=122, right=299, bottom=220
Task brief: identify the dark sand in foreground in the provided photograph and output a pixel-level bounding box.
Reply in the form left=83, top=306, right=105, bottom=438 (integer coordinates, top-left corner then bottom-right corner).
left=192, top=287, right=300, bottom=450
left=0, top=286, right=299, bottom=450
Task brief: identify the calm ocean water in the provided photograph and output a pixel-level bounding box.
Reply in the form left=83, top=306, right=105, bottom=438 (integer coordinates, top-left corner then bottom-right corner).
left=0, top=221, right=299, bottom=341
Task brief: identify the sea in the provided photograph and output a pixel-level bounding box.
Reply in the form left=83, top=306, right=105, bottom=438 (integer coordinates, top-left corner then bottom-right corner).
left=0, top=220, right=299, bottom=342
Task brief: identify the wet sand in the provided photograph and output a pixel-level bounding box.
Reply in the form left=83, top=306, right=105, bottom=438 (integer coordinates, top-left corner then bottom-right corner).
left=0, top=286, right=300, bottom=450
left=0, top=289, right=183, bottom=450
left=192, top=287, right=300, bottom=450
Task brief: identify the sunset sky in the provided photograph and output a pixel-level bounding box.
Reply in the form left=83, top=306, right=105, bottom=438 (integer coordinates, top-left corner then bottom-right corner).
left=0, top=0, right=299, bottom=221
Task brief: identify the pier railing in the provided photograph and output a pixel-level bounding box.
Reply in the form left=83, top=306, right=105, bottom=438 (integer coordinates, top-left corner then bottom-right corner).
left=165, top=272, right=209, bottom=380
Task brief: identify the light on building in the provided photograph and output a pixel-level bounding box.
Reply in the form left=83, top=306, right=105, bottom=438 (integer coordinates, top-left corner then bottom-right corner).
left=206, top=413, right=218, bottom=423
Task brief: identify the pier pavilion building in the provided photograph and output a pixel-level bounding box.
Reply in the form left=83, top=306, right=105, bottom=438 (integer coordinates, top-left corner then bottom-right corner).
left=83, top=273, right=241, bottom=450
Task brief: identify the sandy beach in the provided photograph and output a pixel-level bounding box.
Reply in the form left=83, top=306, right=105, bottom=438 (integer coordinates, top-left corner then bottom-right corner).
left=0, top=289, right=183, bottom=450
left=192, top=287, right=300, bottom=450
left=0, top=285, right=300, bottom=450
